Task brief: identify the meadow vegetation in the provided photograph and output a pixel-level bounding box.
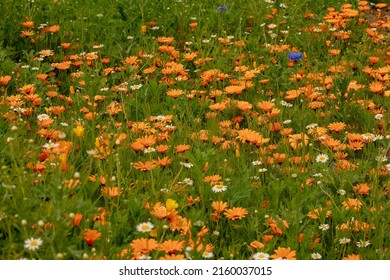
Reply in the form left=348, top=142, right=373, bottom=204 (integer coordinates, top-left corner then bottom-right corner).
left=0, top=0, right=389, bottom=260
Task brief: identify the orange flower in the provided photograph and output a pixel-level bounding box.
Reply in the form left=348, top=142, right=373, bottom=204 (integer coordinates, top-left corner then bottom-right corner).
left=270, top=247, right=296, bottom=260
left=224, top=85, right=245, bottom=95
left=328, top=49, right=341, bottom=56
left=211, top=201, right=228, bottom=214
left=183, top=52, right=198, bottom=61
left=155, top=144, right=170, bottom=154
left=133, top=161, right=157, bottom=171
left=328, top=122, right=345, bottom=132
left=137, top=135, right=156, bottom=147
left=130, top=238, right=159, bottom=254
left=342, top=254, right=360, bottom=260
left=159, top=240, right=185, bottom=254
left=72, top=213, right=83, bottom=227
left=224, top=207, right=248, bottom=220
left=84, top=229, right=101, bottom=246
left=160, top=254, right=186, bottom=260
left=257, top=101, right=275, bottom=113
left=288, top=133, right=309, bottom=150
left=156, top=36, right=174, bottom=45
left=189, top=22, right=198, bottom=29
left=0, top=75, right=12, bottom=86
left=369, top=81, right=385, bottom=94
left=307, top=207, right=332, bottom=219
left=130, top=141, right=144, bottom=152
left=285, top=90, right=300, bottom=101
left=203, top=174, right=222, bottom=185
left=353, top=183, right=371, bottom=195
left=43, top=25, right=60, bottom=33
left=167, top=89, right=185, bottom=99
left=101, top=186, right=121, bottom=198
left=342, top=198, right=363, bottom=211
left=52, top=61, right=72, bottom=70
left=250, top=240, right=265, bottom=250
left=157, top=156, right=173, bottom=167
left=262, top=235, right=274, bottom=242
left=150, top=202, right=168, bottom=219
left=175, top=144, right=190, bottom=153
left=21, top=19, right=34, bottom=28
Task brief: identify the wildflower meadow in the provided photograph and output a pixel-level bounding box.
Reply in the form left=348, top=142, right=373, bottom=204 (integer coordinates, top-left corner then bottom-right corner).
left=0, top=0, right=389, bottom=261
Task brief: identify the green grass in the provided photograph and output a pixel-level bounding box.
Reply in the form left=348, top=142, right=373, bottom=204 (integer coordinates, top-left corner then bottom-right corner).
left=0, top=0, right=389, bottom=260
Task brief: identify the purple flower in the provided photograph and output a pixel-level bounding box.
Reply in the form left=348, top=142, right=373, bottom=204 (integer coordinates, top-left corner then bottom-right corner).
left=217, top=6, right=228, bottom=12
left=287, top=52, right=303, bottom=62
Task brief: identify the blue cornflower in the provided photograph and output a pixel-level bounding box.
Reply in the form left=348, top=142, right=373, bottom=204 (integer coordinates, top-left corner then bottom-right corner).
left=217, top=6, right=228, bottom=12
left=287, top=52, right=303, bottom=62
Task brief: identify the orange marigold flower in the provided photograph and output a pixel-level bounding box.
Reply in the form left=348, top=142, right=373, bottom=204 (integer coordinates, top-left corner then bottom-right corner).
left=0, top=75, right=12, bottom=86
left=250, top=240, right=265, bottom=249
left=150, top=202, right=168, bottom=219
left=137, top=135, right=156, bottom=147
left=328, top=49, right=341, bottom=56
left=130, top=238, right=159, bottom=254
left=203, top=174, right=222, bottom=185
left=133, top=161, right=157, bottom=171
left=130, top=141, right=144, bottom=152
left=167, top=89, right=185, bottom=99
left=52, top=61, right=72, bottom=70
left=342, top=198, right=363, bottom=211
left=342, top=254, right=360, bottom=260
left=212, top=201, right=228, bottom=214
left=156, top=36, right=174, bottom=45
left=84, top=229, right=101, bottom=246
left=224, top=85, right=245, bottom=95
left=285, top=89, right=300, bottom=101
left=101, top=186, right=121, bottom=198
left=175, top=144, right=190, bottom=153
left=328, top=122, right=346, bottom=132
left=21, top=19, right=34, bottom=28
left=157, top=156, right=173, bottom=167
left=159, top=240, right=185, bottom=254
left=224, top=207, right=248, bottom=220
left=369, top=81, right=385, bottom=94
left=353, top=183, right=371, bottom=195
left=307, top=207, right=332, bottom=219
left=262, top=235, right=274, bottom=242
left=71, top=213, right=83, bottom=227
left=288, top=133, right=309, bottom=150
left=160, top=254, right=186, bottom=260
left=270, top=247, right=296, bottom=260
left=155, top=144, right=170, bottom=154
left=257, top=101, right=275, bottom=113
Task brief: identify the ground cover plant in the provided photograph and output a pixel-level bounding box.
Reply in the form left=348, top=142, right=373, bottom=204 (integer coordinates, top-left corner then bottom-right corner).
left=0, top=0, right=389, bottom=260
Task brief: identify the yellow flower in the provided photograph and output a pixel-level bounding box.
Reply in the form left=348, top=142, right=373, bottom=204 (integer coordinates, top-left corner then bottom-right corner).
left=73, top=125, right=84, bottom=138
left=166, top=198, right=178, bottom=210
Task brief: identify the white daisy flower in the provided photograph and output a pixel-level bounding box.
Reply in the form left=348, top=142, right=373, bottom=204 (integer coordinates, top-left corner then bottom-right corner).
left=337, top=189, right=346, bottom=195
left=182, top=178, right=194, bottom=186
left=37, top=114, right=50, bottom=121
left=212, top=184, right=227, bottom=193
left=315, top=154, right=329, bottom=163
left=130, top=84, right=143, bottom=90
left=202, top=252, right=214, bottom=259
left=356, top=240, right=371, bottom=248
left=311, top=252, right=322, bottom=259
left=318, top=224, right=330, bottom=231
left=24, top=238, right=43, bottom=251
left=136, top=222, right=154, bottom=233
left=180, top=162, right=193, bottom=168
left=252, top=252, right=270, bottom=260
left=339, top=237, right=351, bottom=245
